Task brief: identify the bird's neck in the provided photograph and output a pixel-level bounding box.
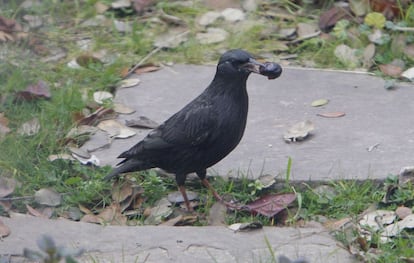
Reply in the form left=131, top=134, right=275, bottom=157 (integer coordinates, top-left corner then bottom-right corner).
left=208, top=74, right=249, bottom=97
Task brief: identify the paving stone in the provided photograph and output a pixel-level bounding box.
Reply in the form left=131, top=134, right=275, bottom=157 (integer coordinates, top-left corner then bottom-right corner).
left=0, top=216, right=357, bottom=263
left=83, top=65, right=414, bottom=181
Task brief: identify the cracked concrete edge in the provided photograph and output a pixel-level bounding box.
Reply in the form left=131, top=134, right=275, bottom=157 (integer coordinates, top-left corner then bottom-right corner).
left=0, top=216, right=357, bottom=263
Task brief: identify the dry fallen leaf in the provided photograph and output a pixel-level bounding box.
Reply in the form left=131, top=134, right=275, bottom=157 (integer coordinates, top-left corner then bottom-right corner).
left=76, top=54, right=103, bottom=67
left=113, top=103, right=135, bottom=114
left=383, top=214, right=414, bottom=237
left=395, top=206, right=412, bottom=219
left=359, top=210, right=396, bottom=231
left=118, top=78, right=141, bottom=89
left=68, top=147, right=91, bottom=159
left=93, top=91, right=113, bottom=104
left=34, top=188, right=62, bottom=207
left=98, top=119, right=136, bottom=138
left=0, top=218, right=11, bottom=238
left=95, top=2, right=109, bottom=13
left=318, top=6, right=352, bottom=32
left=26, top=204, right=49, bottom=218
left=15, top=80, right=51, bottom=101
left=98, top=203, right=127, bottom=225
left=317, top=111, right=346, bottom=118
left=17, top=117, right=40, bottom=136
left=379, top=64, right=403, bottom=78
left=118, top=184, right=144, bottom=212
left=0, top=177, right=16, bottom=198
left=284, top=120, right=314, bottom=142
left=125, top=116, right=158, bottom=129
left=75, top=107, right=115, bottom=126
left=311, top=98, right=329, bottom=107
left=134, top=64, right=161, bottom=75
left=81, top=203, right=127, bottom=225
left=132, top=0, right=156, bottom=14
left=66, top=125, right=98, bottom=139
left=0, top=15, right=23, bottom=42
left=243, top=193, right=296, bottom=217
left=80, top=213, right=103, bottom=224
left=144, top=198, right=173, bottom=225
left=112, top=180, right=133, bottom=203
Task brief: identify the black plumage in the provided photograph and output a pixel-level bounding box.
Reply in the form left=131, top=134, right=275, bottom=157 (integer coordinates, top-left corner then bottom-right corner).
left=105, top=49, right=282, bottom=210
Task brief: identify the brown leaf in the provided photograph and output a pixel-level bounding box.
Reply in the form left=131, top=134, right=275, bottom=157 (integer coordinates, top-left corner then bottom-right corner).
left=95, top=2, right=110, bottom=13
left=0, top=17, right=15, bottom=32
left=317, top=111, right=346, bottom=118
left=0, top=31, right=14, bottom=42
left=118, top=184, right=144, bottom=212
left=244, top=193, right=296, bottom=217
left=132, top=0, right=156, bottom=14
left=97, top=203, right=127, bottom=225
left=404, top=45, right=414, bottom=60
left=76, top=54, right=103, bottom=67
left=0, top=177, right=16, bottom=198
left=80, top=213, right=103, bottom=224
left=79, top=204, right=93, bottom=214
left=370, top=0, right=405, bottom=20
left=318, top=6, right=352, bottom=32
left=379, top=64, right=403, bottom=78
left=26, top=204, right=46, bottom=218
left=134, top=64, right=161, bottom=75
left=0, top=218, right=11, bottom=238
left=0, top=113, right=9, bottom=127
left=15, top=80, right=51, bottom=101
left=112, top=181, right=133, bottom=203
left=76, top=107, right=115, bottom=126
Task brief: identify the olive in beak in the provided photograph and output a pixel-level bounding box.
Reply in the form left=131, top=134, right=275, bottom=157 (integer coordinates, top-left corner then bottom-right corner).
left=242, top=58, right=282, bottom=79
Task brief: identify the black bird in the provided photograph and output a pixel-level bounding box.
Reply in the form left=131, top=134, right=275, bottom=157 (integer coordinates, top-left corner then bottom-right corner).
left=105, top=49, right=282, bottom=210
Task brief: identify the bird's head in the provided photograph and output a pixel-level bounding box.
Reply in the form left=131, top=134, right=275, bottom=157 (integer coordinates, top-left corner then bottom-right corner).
left=216, top=49, right=282, bottom=80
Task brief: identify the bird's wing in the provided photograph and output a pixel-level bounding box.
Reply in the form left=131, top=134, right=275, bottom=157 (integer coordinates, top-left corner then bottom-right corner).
left=119, top=100, right=218, bottom=159
left=162, top=101, right=218, bottom=146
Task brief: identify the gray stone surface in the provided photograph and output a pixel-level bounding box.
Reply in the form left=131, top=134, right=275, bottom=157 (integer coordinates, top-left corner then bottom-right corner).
left=1, top=215, right=356, bottom=263
left=83, top=65, right=414, bottom=181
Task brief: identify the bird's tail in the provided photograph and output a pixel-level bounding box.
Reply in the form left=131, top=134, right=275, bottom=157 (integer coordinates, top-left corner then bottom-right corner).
left=104, top=159, right=149, bottom=181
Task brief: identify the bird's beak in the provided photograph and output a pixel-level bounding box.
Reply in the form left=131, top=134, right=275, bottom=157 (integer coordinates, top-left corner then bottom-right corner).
left=240, top=58, right=265, bottom=74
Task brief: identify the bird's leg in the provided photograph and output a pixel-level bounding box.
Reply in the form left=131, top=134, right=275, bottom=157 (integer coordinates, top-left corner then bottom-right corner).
left=200, top=178, right=223, bottom=202
left=197, top=170, right=240, bottom=209
left=178, top=185, right=193, bottom=211
left=176, top=174, right=193, bottom=211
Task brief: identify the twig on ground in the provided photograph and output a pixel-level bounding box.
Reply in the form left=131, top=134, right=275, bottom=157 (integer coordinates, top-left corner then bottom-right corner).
left=123, top=30, right=190, bottom=79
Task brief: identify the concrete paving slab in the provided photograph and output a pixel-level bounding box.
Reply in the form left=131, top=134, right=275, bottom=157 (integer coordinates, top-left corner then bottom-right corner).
left=1, top=216, right=356, bottom=263
left=82, top=65, right=414, bottom=180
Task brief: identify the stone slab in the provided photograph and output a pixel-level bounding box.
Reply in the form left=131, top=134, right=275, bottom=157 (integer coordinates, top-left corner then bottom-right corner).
left=0, top=216, right=356, bottom=263
left=82, top=65, right=414, bottom=180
